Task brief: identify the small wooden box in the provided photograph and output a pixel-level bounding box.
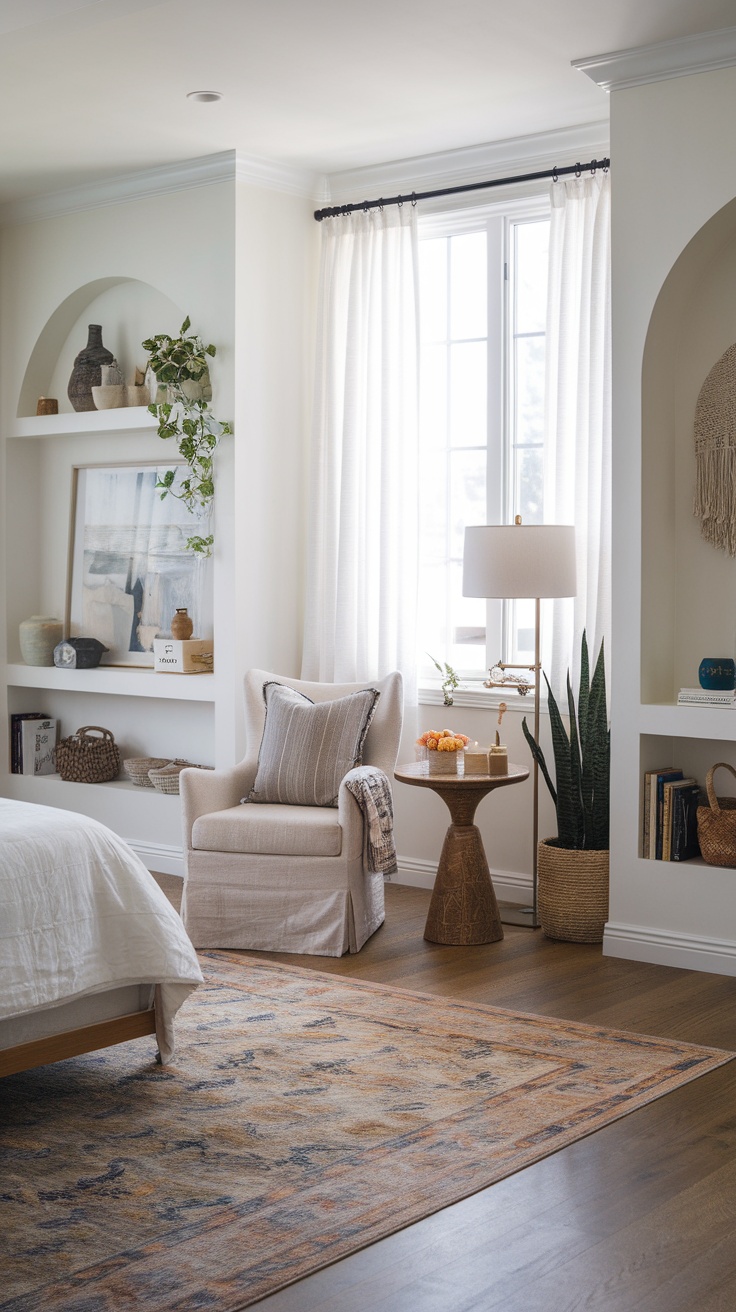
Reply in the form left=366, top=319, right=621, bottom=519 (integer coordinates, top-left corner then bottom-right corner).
left=153, top=638, right=214, bottom=674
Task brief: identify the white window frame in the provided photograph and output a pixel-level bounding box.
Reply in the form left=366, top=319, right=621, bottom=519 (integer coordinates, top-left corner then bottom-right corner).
left=417, top=192, right=551, bottom=706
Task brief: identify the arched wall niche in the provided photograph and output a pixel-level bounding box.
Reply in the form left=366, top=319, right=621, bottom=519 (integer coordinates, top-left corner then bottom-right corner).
left=641, top=195, right=736, bottom=703
left=17, top=277, right=183, bottom=417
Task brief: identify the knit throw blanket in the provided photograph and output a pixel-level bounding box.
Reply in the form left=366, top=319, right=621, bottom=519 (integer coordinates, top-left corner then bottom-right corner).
left=344, top=766, right=398, bottom=876
left=694, top=341, right=736, bottom=555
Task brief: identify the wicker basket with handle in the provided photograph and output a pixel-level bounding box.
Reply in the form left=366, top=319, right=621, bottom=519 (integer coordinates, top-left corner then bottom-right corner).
left=697, top=763, right=736, bottom=867
left=56, top=725, right=121, bottom=783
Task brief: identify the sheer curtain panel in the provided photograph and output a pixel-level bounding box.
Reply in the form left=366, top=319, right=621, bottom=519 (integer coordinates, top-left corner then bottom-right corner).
left=543, top=171, right=612, bottom=696
left=302, top=206, right=419, bottom=697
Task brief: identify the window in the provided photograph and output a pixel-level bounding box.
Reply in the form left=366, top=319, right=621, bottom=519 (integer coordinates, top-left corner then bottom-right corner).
left=417, top=202, right=550, bottom=688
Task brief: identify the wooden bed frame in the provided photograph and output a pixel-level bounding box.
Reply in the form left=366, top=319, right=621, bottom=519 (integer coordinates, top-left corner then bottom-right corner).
left=0, top=1008, right=157, bottom=1078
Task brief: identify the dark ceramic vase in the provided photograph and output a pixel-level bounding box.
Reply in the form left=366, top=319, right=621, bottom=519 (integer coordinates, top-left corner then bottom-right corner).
left=67, top=324, right=114, bottom=412
left=698, top=658, right=736, bottom=691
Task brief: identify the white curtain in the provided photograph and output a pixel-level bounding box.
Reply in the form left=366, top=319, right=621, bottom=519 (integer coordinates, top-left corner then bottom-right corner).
left=302, top=206, right=420, bottom=699
left=543, top=171, right=611, bottom=697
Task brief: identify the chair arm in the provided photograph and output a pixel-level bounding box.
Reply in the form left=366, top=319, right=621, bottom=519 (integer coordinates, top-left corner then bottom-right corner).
left=180, top=760, right=257, bottom=846
left=337, top=766, right=393, bottom=863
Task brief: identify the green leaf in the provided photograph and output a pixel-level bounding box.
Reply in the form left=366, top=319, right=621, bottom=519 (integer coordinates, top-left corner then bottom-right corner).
left=521, top=716, right=557, bottom=808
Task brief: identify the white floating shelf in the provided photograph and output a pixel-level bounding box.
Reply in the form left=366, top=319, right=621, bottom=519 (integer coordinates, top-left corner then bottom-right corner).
left=11, top=408, right=157, bottom=439
left=5, top=663, right=216, bottom=702
left=639, top=702, right=736, bottom=741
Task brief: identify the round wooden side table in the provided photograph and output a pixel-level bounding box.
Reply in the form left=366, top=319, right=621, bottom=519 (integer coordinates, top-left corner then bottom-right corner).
left=394, top=760, right=529, bottom=946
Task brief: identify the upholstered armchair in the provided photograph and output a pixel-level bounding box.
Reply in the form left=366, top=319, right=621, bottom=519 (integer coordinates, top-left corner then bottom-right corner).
left=180, top=669, right=403, bottom=956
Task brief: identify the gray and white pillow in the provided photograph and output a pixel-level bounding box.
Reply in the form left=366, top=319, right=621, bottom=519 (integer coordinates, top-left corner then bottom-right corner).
left=248, top=682, right=380, bottom=807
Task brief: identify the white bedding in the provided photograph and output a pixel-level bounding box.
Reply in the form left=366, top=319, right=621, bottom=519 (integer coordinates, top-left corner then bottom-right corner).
left=0, top=798, right=203, bottom=1063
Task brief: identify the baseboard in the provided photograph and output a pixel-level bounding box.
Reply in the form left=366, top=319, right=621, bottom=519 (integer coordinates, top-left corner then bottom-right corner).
left=603, top=921, right=736, bottom=977
left=127, top=840, right=184, bottom=880
left=393, top=855, right=531, bottom=905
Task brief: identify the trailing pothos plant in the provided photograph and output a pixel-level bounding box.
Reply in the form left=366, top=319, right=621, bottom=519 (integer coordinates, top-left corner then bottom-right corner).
left=521, top=630, right=610, bottom=851
left=142, top=317, right=232, bottom=556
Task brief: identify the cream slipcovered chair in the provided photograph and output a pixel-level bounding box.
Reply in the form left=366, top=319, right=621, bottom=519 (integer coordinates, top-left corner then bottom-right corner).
left=180, top=668, right=403, bottom=956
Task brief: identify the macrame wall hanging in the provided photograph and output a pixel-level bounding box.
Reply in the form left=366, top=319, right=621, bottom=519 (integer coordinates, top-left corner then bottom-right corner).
left=694, top=342, right=736, bottom=555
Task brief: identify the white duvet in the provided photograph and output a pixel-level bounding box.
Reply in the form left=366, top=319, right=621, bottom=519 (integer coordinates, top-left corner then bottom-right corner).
left=0, top=798, right=203, bottom=1063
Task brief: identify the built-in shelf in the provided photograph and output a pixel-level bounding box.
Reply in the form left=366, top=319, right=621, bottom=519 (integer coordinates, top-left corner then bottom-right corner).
left=5, top=663, right=216, bottom=702
left=11, top=408, right=157, bottom=439
left=639, top=703, right=736, bottom=741
left=2, top=771, right=180, bottom=797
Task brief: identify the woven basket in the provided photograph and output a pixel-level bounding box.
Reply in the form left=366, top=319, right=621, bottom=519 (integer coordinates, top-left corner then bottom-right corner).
left=148, top=760, right=211, bottom=795
left=56, top=725, right=121, bottom=784
left=697, top=763, right=736, bottom=867
left=537, top=839, right=609, bottom=943
left=124, top=756, right=171, bottom=788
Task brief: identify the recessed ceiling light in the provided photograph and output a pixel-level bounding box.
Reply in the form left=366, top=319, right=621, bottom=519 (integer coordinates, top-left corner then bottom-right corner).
left=187, top=90, right=223, bottom=103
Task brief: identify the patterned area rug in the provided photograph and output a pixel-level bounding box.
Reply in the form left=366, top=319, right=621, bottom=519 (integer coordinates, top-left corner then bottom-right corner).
left=2, top=952, right=732, bottom=1311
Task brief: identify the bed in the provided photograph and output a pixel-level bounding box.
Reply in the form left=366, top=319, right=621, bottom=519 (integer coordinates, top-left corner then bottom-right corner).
left=0, top=798, right=203, bottom=1077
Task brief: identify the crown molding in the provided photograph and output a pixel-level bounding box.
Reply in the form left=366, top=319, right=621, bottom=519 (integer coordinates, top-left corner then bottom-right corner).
left=234, top=154, right=324, bottom=199
left=0, top=148, right=323, bottom=227
left=573, top=25, right=736, bottom=93
left=323, top=121, right=610, bottom=206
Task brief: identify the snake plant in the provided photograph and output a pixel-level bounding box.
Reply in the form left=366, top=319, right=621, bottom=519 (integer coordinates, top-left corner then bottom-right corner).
left=522, top=631, right=609, bottom=851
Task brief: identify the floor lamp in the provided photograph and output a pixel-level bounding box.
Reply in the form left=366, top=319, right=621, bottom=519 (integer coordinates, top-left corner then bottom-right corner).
left=462, top=518, right=577, bottom=927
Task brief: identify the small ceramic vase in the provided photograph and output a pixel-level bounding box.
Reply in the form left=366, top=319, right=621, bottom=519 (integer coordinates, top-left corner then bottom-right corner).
left=19, top=615, right=63, bottom=666
left=698, top=658, right=736, bottom=691
left=171, top=608, right=194, bottom=640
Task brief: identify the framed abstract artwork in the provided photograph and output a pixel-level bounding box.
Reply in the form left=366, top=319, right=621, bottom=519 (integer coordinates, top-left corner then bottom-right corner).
left=66, top=463, right=212, bottom=667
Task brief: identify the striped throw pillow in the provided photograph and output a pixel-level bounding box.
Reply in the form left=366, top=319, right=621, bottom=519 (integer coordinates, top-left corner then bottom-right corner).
left=248, top=682, right=380, bottom=807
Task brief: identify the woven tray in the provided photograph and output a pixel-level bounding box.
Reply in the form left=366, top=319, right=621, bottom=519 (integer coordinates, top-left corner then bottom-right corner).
left=148, top=760, right=212, bottom=795
left=124, top=756, right=172, bottom=788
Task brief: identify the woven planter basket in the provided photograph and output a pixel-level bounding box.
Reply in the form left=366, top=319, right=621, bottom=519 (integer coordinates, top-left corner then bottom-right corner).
left=124, top=756, right=172, bottom=788
left=537, top=840, right=610, bottom=944
left=428, top=750, right=459, bottom=774
left=697, top=762, right=736, bottom=867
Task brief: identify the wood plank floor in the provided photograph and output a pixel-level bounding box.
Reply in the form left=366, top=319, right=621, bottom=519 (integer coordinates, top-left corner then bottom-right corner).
left=156, top=877, right=736, bottom=1312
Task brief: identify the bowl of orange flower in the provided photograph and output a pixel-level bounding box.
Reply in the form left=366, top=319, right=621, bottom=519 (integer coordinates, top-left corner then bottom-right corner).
left=416, top=729, right=470, bottom=774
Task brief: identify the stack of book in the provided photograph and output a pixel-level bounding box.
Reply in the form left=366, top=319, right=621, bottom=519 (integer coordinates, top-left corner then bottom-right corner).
left=10, top=712, right=58, bottom=776
left=677, top=687, right=736, bottom=706
left=643, top=766, right=701, bottom=861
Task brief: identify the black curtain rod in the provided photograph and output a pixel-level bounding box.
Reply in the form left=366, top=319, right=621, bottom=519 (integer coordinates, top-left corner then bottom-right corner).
left=314, top=156, right=609, bottom=221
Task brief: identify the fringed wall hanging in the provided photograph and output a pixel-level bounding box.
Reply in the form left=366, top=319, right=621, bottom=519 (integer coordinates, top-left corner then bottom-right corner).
left=694, top=341, right=736, bottom=555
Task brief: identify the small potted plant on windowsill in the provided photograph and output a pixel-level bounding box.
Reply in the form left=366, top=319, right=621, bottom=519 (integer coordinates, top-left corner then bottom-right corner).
left=142, top=317, right=232, bottom=556
left=521, top=630, right=610, bottom=943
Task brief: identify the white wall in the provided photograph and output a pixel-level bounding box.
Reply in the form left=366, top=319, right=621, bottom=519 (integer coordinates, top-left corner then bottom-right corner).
left=608, top=64, right=736, bottom=971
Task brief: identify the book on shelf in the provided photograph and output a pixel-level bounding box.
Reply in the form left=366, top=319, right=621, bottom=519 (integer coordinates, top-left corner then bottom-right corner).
left=667, top=780, right=701, bottom=862
left=643, top=766, right=683, bottom=859
left=20, top=717, right=58, bottom=776
left=10, top=710, right=50, bottom=773
left=661, top=778, right=697, bottom=861
left=677, top=687, right=736, bottom=706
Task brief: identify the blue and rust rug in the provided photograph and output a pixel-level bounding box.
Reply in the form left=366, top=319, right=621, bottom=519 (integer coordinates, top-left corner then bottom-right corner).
left=1, top=952, right=732, bottom=1310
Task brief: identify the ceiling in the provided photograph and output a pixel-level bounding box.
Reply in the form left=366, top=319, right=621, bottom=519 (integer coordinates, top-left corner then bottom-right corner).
left=1, top=0, right=735, bottom=206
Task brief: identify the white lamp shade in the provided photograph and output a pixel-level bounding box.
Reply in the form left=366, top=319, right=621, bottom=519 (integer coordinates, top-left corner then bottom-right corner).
left=462, top=524, right=577, bottom=599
